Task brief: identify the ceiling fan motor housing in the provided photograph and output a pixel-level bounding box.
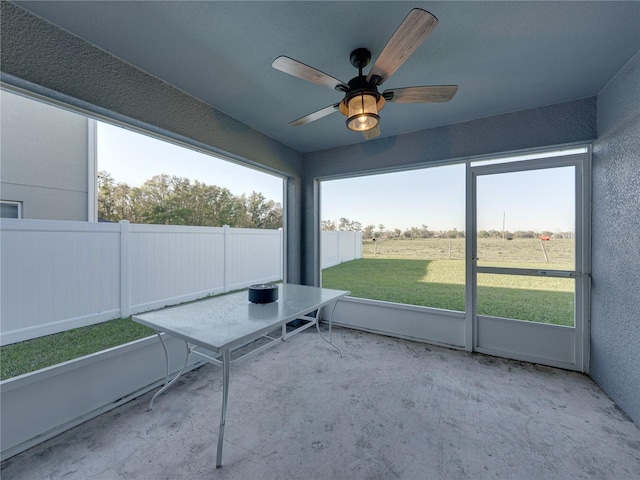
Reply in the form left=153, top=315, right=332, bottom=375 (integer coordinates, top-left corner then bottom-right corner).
left=339, top=75, right=386, bottom=131
left=350, top=48, right=372, bottom=69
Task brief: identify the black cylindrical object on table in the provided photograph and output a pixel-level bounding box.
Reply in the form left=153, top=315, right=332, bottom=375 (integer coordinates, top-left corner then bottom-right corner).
left=248, top=284, right=278, bottom=303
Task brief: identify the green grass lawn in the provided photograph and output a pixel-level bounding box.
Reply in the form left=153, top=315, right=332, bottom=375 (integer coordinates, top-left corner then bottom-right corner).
left=0, top=318, right=154, bottom=381
left=323, top=258, right=466, bottom=310
left=363, top=237, right=574, bottom=269
left=0, top=287, right=253, bottom=380
left=323, top=238, right=575, bottom=326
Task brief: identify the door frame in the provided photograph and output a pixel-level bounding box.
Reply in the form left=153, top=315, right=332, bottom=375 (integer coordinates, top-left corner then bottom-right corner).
left=464, top=148, right=591, bottom=372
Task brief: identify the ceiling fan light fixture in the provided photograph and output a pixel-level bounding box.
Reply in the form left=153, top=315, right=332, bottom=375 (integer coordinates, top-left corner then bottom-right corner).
left=345, top=93, right=380, bottom=132
left=273, top=9, right=454, bottom=139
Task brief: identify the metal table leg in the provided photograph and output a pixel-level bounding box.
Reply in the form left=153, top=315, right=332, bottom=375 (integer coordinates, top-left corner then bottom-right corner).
left=216, top=348, right=231, bottom=468
left=148, top=331, right=191, bottom=411
left=315, top=301, right=343, bottom=357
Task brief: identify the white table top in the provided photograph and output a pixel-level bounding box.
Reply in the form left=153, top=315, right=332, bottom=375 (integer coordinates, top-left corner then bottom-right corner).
left=133, top=283, right=349, bottom=352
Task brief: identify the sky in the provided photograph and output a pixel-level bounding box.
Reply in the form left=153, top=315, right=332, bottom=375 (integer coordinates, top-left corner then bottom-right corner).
left=97, top=122, right=284, bottom=202
left=475, top=167, right=575, bottom=234
left=321, top=164, right=575, bottom=233
left=98, top=121, right=576, bottom=233
left=321, top=165, right=466, bottom=232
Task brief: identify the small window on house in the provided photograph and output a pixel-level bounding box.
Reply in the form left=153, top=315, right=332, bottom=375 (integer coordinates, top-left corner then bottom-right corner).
left=0, top=201, right=22, bottom=218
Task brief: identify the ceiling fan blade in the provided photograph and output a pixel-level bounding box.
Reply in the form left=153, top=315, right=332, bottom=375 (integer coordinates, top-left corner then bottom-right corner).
left=273, top=56, right=348, bottom=91
left=290, top=104, right=340, bottom=126
left=367, top=9, right=438, bottom=86
left=362, top=125, right=381, bottom=140
left=383, top=85, right=458, bottom=103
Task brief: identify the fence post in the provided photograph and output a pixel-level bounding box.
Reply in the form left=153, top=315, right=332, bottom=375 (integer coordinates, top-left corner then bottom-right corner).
left=352, top=231, right=358, bottom=261
left=279, top=228, right=284, bottom=281
left=120, top=220, right=130, bottom=318
left=223, top=225, right=230, bottom=293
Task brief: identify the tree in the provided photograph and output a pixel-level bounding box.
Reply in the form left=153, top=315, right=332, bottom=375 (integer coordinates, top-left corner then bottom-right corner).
left=244, top=191, right=283, bottom=229
left=513, top=230, right=536, bottom=239
left=97, top=171, right=116, bottom=220
left=97, top=172, right=283, bottom=228
left=418, top=224, right=431, bottom=238
left=338, top=217, right=362, bottom=231
left=363, top=225, right=375, bottom=239
left=98, top=171, right=145, bottom=223
left=136, top=174, right=178, bottom=225
left=402, top=227, right=420, bottom=239
left=321, top=220, right=336, bottom=231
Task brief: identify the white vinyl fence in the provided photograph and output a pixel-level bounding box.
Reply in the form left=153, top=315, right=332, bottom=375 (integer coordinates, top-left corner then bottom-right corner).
left=0, top=219, right=361, bottom=345
left=0, top=219, right=282, bottom=346
left=321, top=230, right=363, bottom=269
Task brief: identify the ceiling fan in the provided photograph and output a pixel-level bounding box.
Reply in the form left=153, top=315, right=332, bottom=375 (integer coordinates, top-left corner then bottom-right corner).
left=272, top=8, right=458, bottom=140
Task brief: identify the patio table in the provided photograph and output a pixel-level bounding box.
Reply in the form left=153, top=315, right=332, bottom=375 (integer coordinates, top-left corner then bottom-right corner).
left=132, top=283, right=349, bottom=467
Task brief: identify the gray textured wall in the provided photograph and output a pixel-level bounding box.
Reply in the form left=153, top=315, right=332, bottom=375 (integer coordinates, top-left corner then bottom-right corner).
left=592, top=51, right=640, bottom=425
left=1, top=90, right=89, bottom=220
left=304, top=98, right=597, bottom=180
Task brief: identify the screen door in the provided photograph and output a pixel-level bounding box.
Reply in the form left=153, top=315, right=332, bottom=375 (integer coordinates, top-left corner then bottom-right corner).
left=466, top=150, right=590, bottom=371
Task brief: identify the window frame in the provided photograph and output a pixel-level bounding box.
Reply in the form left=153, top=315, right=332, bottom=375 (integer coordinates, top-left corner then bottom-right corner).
left=0, top=200, right=23, bottom=219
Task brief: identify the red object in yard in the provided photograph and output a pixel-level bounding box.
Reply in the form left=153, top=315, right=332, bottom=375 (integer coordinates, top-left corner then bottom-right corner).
left=539, top=235, right=550, bottom=241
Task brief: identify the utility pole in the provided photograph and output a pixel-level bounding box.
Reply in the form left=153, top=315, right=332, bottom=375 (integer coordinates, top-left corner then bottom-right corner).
left=502, top=211, right=505, bottom=240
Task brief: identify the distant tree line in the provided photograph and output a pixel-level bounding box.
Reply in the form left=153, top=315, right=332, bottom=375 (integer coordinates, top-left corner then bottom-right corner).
left=322, top=218, right=572, bottom=240
left=321, top=219, right=463, bottom=239
left=478, top=230, right=574, bottom=239
left=98, top=171, right=283, bottom=229
left=321, top=218, right=362, bottom=232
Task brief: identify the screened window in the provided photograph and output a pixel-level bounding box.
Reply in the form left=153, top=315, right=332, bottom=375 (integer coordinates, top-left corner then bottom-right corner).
left=0, top=88, right=285, bottom=380
left=321, top=163, right=466, bottom=312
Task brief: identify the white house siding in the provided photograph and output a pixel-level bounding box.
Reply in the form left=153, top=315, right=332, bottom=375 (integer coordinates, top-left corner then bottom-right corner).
left=0, top=90, right=90, bottom=221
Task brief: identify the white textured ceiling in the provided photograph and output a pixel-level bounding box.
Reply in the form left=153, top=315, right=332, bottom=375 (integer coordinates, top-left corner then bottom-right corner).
left=15, top=1, right=640, bottom=153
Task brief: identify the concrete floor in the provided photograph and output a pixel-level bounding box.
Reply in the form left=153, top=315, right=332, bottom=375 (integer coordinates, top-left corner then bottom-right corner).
left=2, top=327, right=640, bottom=479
